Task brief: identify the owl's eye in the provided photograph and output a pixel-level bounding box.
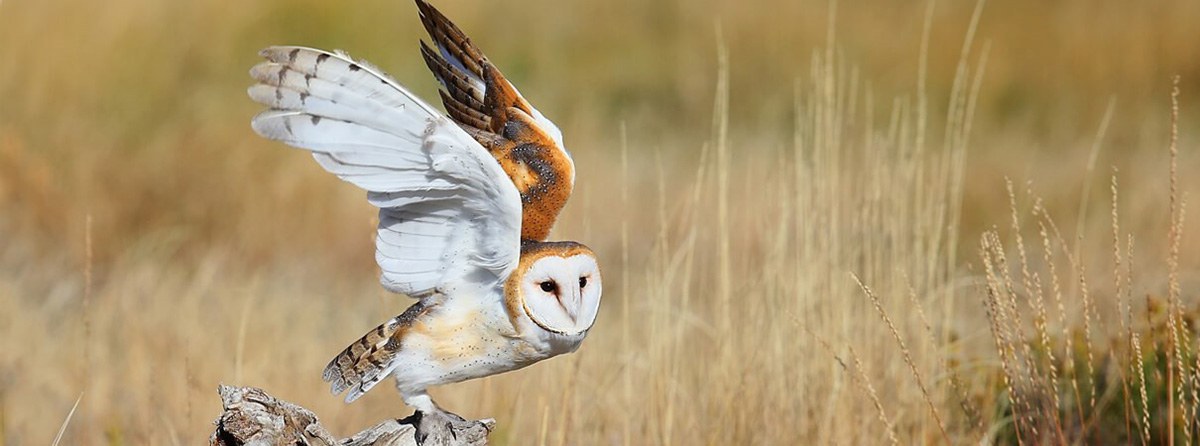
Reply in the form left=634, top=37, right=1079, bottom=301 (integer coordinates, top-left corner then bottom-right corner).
left=540, top=281, right=557, bottom=293
left=579, top=276, right=587, bottom=288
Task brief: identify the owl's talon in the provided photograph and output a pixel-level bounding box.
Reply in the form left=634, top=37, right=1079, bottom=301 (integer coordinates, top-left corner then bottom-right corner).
left=253, top=2, right=599, bottom=444
left=412, top=409, right=487, bottom=446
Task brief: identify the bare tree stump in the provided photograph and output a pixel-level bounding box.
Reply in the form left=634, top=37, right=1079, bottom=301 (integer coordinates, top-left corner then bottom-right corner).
left=210, top=385, right=493, bottom=446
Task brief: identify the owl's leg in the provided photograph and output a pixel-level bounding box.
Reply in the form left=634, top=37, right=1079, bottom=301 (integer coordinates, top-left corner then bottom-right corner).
left=402, top=391, right=439, bottom=413
left=404, top=391, right=491, bottom=446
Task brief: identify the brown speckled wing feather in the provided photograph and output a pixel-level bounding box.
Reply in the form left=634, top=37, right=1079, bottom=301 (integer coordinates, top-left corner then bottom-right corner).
left=415, top=0, right=574, bottom=242
left=323, top=300, right=431, bottom=402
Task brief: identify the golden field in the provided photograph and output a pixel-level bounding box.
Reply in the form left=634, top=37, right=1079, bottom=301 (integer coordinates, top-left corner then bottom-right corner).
left=1, top=0, right=1199, bottom=444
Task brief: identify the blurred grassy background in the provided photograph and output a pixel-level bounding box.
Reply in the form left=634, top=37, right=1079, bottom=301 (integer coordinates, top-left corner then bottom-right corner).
left=1, top=0, right=1198, bottom=444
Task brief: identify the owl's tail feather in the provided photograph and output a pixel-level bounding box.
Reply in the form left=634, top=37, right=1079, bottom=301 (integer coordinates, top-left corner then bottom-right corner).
left=323, top=300, right=431, bottom=403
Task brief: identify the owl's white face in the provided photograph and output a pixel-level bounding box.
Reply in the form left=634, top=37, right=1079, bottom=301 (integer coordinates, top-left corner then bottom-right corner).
left=519, top=253, right=602, bottom=336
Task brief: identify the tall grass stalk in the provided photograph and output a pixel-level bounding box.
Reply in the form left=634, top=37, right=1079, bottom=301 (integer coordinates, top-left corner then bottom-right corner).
left=2, top=0, right=1198, bottom=443
left=50, top=394, right=82, bottom=446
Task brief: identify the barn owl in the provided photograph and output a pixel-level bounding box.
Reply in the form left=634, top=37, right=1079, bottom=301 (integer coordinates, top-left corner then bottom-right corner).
left=246, top=0, right=601, bottom=441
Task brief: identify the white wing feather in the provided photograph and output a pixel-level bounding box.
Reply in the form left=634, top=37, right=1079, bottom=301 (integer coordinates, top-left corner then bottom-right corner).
left=249, top=46, right=521, bottom=297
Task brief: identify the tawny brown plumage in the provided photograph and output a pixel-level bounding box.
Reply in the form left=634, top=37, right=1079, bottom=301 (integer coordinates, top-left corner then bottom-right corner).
left=249, top=3, right=602, bottom=442
left=416, top=0, right=574, bottom=242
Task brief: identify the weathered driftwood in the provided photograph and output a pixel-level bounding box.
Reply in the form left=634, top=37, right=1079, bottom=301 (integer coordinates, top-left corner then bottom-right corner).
left=210, top=385, right=493, bottom=446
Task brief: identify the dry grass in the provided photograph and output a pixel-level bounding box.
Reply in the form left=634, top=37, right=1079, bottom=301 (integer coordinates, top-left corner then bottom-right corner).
left=1, top=0, right=1199, bottom=444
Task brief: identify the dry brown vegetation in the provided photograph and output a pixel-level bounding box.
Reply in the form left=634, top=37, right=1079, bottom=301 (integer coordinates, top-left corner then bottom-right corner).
left=2, top=0, right=1199, bottom=444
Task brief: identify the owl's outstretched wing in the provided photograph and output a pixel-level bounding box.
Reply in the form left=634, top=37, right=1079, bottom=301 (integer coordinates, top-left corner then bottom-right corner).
left=248, top=46, right=521, bottom=298
left=415, top=0, right=574, bottom=242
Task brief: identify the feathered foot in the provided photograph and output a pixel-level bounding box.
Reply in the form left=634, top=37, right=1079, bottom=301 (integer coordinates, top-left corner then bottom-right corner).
left=406, top=409, right=493, bottom=446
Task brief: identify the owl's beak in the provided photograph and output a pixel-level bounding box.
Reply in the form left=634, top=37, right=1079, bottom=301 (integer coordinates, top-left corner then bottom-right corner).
left=565, top=288, right=581, bottom=322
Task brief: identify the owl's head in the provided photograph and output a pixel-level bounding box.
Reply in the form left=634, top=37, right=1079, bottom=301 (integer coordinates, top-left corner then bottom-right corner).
left=508, top=241, right=602, bottom=336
